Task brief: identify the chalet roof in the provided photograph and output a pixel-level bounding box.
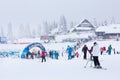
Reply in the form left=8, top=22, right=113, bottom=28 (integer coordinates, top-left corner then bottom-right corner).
left=96, top=24, right=120, bottom=34
left=76, top=19, right=95, bottom=29
left=69, top=19, right=95, bottom=33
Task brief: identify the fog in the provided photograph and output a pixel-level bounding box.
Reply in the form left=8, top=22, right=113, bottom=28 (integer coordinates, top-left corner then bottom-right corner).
left=0, top=0, right=120, bottom=26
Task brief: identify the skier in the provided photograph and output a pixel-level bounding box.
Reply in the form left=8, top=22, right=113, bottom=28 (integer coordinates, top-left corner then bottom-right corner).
left=89, top=46, right=93, bottom=60
left=55, top=51, right=59, bottom=59
left=82, top=45, right=89, bottom=60
left=41, top=51, right=47, bottom=62
left=100, top=46, right=106, bottom=55
left=75, top=51, right=79, bottom=58
left=37, top=50, right=41, bottom=58
left=100, top=47, right=103, bottom=55
left=106, top=45, right=112, bottom=55
left=66, top=45, right=73, bottom=60
left=26, top=51, right=31, bottom=59
left=31, top=51, right=34, bottom=59
left=52, top=51, right=56, bottom=59
left=92, top=42, right=102, bottom=68
left=61, top=47, right=65, bottom=57
left=49, top=50, right=53, bottom=58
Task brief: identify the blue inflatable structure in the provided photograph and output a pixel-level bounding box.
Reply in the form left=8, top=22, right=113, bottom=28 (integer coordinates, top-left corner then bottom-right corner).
left=21, top=42, right=46, bottom=58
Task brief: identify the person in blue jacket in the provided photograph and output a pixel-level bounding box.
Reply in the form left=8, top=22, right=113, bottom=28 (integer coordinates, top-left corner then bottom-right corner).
left=66, top=45, right=73, bottom=60
left=55, top=51, right=59, bottom=59
left=106, top=45, right=112, bottom=55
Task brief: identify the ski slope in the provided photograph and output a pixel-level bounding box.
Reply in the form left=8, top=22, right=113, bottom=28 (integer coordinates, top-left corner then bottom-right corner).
left=0, top=40, right=120, bottom=80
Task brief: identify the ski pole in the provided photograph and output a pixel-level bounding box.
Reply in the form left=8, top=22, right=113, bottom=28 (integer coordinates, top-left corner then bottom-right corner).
left=90, top=60, right=93, bottom=67
left=84, top=59, right=89, bottom=68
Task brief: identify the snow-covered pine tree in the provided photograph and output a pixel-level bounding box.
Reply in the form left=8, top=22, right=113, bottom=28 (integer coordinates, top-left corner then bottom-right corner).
left=7, top=22, right=14, bottom=43
left=24, top=24, right=32, bottom=38
left=0, top=25, right=5, bottom=37
left=59, top=15, right=67, bottom=33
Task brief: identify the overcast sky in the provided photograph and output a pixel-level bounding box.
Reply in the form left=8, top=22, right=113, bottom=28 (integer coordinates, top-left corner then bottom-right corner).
left=0, top=0, right=120, bottom=26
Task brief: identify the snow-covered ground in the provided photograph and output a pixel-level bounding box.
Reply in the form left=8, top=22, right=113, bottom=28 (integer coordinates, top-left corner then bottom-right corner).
left=0, top=40, right=120, bottom=80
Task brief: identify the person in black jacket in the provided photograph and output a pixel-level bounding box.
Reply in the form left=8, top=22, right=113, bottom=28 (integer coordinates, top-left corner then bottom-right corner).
left=82, top=45, right=89, bottom=59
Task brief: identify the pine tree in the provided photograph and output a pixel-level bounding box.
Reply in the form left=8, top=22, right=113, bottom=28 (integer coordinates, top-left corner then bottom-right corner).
left=59, top=15, right=67, bottom=33
left=19, top=24, right=25, bottom=38
left=37, top=24, right=42, bottom=37
left=24, top=24, right=32, bottom=38
left=0, top=25, right=4, bottom=37
left=7, top=22, right=14, bottom=43
left=43, top=21, right=49, bottom=35
left=31, top=29, right=36, bottom=38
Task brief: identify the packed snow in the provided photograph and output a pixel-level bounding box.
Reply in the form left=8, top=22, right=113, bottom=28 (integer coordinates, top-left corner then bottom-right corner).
left=0, top=40, right=120, bottom=80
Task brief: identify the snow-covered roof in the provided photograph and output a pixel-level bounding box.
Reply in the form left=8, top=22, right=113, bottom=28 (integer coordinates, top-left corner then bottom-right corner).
left=70, top=19, right=95, bottom=32
left=75, top=19, right=95, bottom=28
left=96, top=24, right=120, bottom=34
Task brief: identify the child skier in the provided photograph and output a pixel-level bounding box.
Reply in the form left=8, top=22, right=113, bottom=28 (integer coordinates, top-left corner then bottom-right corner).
left=41, top=51, right=47, bottom=62
left=75, top=51, right=79, bottom=58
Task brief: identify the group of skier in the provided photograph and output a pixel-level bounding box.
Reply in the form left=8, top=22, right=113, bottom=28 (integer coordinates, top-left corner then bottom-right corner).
left=82, top=43, right=113, bottom=59
left=25, top=41, right=115, bottom=69
left=66, top=43, right=80, bottom=60
left=49, top=50, right=59, bottom=59
left=81, top=42, right=115, bottom=68
left=82, top=42, right=101, bottom=68
left=26, top=50, right=47, bottom=62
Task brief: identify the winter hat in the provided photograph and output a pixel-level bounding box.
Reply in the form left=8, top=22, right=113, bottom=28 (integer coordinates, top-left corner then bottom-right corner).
left=94, top=42, right=97, bottom=45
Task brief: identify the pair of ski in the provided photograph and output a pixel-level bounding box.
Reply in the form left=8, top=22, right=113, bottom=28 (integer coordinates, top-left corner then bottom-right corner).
left=84, top=66, right=107, bottom=70
left=93, top=67, right=107, bottom=70
left=84, top=59, right=107, bottom=70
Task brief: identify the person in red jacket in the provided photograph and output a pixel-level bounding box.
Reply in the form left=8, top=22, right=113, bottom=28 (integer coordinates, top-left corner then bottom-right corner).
left=75, top=52, right=79, bottom=58
left=89, top=46, right=93, bottom=60
left=41, top=51, right=47, bottom=62
left=100, top=46, right=106, bottom=55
